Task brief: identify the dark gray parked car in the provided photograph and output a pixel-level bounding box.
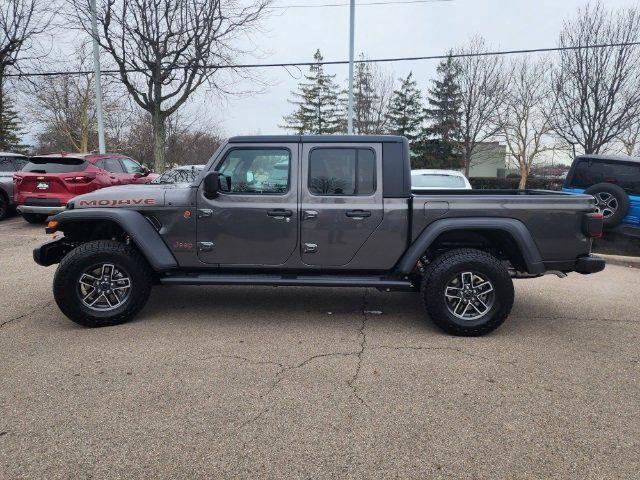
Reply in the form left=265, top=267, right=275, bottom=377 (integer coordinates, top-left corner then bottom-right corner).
left=0, top=152, right=27, bottom=220
left=34, top=136, right=605, bottom=336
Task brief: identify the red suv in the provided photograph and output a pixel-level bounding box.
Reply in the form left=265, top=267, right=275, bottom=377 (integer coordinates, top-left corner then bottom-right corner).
left=14, top=153, right=156, bottom=223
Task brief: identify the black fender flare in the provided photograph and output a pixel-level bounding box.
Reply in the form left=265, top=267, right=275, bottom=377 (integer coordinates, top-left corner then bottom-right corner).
left=52, top=209, right=178, bottom=271
left=395, top=217, right=545, bottom=275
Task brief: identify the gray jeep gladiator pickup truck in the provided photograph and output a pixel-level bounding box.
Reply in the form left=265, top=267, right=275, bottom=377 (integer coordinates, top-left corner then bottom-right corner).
left=34, top=135, right=605, bottom=336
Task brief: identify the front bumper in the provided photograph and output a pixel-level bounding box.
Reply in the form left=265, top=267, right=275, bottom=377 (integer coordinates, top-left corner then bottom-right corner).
left=33, top=236, right=67, bottom=267
left=17, top=205, right=66, bottom=215
left=575, top=254, right=606, bottom=274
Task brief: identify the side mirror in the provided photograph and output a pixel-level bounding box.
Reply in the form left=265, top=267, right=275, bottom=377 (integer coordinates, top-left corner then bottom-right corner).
left=203, top=171, right=221, bottom=199
left=141, top=166, right=151, bottom=176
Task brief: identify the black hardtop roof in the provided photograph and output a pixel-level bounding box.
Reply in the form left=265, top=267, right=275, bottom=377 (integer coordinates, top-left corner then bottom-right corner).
left=228, top=135, right=406, bottom=144
left=576, top=154, right=640, bottom=164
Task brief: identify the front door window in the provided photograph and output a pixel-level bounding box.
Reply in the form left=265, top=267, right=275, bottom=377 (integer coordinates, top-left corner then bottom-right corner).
left=217, top=149, right=290, bottom=194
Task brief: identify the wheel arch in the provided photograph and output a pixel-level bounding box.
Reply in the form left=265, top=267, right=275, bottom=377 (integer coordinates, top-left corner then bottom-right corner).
left=51, top=209, right=177, bottom=271
left=395, top=217, right=545, bottom=275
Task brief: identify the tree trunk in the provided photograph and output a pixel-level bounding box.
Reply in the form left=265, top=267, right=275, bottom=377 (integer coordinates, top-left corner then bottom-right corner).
left=463, top=146, right=471, bottom=177
left=518, top=162, right=529, bottom=190
left=518, top=172, right=527, bottom=190
left=152, top=110, right=166, bottom=172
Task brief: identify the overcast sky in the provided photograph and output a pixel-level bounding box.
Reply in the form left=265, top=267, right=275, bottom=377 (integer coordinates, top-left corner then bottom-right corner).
left=202, top=0, right=638, bottom=137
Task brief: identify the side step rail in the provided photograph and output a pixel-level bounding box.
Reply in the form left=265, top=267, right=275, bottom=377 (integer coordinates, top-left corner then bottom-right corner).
left=160, top=274, right=413, bottom=291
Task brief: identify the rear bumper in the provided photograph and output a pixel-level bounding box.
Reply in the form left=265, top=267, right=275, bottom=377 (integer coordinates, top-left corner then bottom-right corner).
left=17, top=205, right=66, bottom=215
left=575, top=255, right=606, bottom=274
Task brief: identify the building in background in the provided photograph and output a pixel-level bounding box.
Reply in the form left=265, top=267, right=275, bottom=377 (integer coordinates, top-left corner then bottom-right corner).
left=466, top=142, right=510, bottom=178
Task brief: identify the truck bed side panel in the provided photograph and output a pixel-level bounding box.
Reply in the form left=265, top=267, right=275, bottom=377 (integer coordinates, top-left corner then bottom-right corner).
left=411, top=192, right=595, bottom=262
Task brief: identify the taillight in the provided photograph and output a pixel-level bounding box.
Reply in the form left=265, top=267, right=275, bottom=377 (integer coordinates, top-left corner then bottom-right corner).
left=583, top=212, right=603, bottom=238
left=13, top=174, right=23, bottom=185
left=63, top=175, right=95, bottom=184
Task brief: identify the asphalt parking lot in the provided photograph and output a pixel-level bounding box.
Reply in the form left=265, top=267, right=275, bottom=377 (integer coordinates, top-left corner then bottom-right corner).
left=1, top=216, right=639, bottom=479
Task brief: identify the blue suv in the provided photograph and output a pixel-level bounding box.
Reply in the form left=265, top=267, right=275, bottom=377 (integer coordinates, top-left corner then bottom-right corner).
left=563, top=155, right=640, bottom=237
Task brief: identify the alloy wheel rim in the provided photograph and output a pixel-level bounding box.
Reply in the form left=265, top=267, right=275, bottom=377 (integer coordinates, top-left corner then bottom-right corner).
left=78, top=263, right=132, bottom=311
left=595, top=192, right=618, bottom=219
left=444, top=271, right=495, bottom=321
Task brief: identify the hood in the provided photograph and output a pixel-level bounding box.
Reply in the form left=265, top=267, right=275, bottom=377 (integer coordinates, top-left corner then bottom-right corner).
left=70, top=184, right=176, bottom=209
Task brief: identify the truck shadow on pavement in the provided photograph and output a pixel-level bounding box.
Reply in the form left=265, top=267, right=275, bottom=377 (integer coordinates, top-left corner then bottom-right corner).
left=135, top=284, right=601, bottom=335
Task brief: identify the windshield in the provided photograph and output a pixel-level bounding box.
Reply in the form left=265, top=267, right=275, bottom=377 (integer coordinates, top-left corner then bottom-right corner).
left=412, top=173, right=466, bottom=188
left=22, top=157, right=87, bottom=174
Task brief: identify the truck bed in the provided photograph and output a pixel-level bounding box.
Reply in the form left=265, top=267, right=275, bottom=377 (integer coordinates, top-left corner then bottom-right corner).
left=410, top=189, right=596, bottom=265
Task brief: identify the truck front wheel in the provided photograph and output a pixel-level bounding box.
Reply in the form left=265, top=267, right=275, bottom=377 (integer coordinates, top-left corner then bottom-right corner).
left=53, top=240, right=153, bottom=327
left=421, top=248, right=514, bottom=336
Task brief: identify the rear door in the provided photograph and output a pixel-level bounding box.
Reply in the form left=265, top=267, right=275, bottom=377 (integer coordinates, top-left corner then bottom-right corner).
left=95, top=158, right=126, bottom=185
left=300, top=143, right=383, bottom=266
left=196, top=143, right=299, bottom=266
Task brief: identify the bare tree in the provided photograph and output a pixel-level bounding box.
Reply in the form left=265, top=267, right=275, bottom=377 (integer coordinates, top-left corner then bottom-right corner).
left=616, top=118, right=640, bottom=156
left=121, top=109, right=223, bottom=168
left=351, top=54, right=393, bottom=134
left=0, top=0, right=52, bottom=141
left=498, top=57, right=556, bottom=189
left=456, top=36, right=508, bottom=177
left=28, top=44, right=128, bottom=152
left=550, top=2, right=640, bottom=155
left=70, top=0, right=270, bottom=171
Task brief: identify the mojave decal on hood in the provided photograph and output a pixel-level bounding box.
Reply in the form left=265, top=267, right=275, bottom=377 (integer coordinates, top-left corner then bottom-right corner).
left=70, top=184, right=176, bottom=209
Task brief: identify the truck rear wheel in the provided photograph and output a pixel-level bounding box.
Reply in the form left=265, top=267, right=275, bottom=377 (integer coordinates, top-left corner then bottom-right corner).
left=421, top=248, right=514, bottom=336
left=53, top=240, right=153, bottom=327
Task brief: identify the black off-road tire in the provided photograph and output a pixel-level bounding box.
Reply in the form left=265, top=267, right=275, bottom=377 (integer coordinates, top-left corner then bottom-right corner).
left=22, top=213, right=48, bottom=224
left=585, top=183, right=629, bottom=228
left=421, top=248, right=514, bottom=336
left=53, top=240, right=153, bottom=327
left=0, top=194, right=7, bottom=220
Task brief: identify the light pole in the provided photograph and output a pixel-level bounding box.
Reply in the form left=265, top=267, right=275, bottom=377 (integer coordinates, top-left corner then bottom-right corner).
left=90, top=0, right=106, bottom=153
left=347, top=0, right=355, bottom=135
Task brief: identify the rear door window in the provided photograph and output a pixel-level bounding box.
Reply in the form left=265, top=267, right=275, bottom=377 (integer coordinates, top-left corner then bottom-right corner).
left=573, top=160, right=640, bottom=195
left=97, top=158, right=125, bottom=173
left=22, top=157, right=88, bottom=174
left=308, top=148, right=376, bottom=196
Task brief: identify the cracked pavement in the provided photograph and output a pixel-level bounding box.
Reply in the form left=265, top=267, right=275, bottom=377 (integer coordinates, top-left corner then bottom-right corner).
left=1, top=218, right=639, bottom=479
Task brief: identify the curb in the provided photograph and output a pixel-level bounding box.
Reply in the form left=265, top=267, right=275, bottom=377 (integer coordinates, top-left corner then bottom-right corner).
left=598, top=254, right=640, bottom=269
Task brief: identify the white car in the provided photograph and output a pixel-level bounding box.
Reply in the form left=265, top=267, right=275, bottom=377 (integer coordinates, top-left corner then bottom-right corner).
left=411, top=169, right=472, bottom=190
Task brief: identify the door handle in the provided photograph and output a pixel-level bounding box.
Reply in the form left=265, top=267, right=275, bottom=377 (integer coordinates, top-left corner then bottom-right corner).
left=302, top=210, right=318, bottom=220
left=267, top=209, right=293, bottom=218
left=345, top=210, right=371, bottom=218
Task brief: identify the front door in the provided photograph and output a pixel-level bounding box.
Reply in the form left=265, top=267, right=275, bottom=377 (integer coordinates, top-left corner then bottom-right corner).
left=197, top=144, right=299, bottom=266
left=300, top=143, right=383, bottom=266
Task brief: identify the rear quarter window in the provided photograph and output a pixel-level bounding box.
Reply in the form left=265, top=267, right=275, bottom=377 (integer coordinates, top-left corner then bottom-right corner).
left=22, top=157, right=88, bottom=174
left=0, top=157, right=14, bottom=172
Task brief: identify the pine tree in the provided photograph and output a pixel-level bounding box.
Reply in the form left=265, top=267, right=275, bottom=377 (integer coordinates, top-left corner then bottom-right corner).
left=281, top=50, right=344, bottom=134
left=0, top=88, right=26, bottom=152
left=425, top=55, right=462, bottom=143
left=420, top=55, right=463, bottom=169
left=385, top=72, right=424, bottom=144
